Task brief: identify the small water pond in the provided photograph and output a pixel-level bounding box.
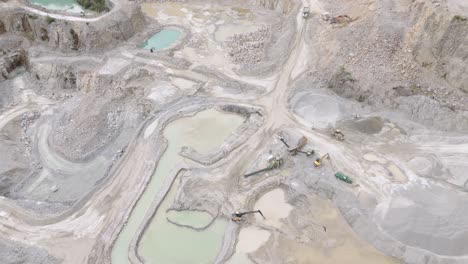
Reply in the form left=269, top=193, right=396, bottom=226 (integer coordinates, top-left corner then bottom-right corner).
left=139, top=29, right=182, bottom=51
left=30, top=0, right=84, bottom=13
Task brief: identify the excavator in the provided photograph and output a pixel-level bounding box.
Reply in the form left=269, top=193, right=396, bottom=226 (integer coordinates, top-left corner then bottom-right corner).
left=231, top=210, right=265, bottom=222
left=278, top=135, right=314, bottom=157
left=244, top=157, right=283, bottom=178
left=314, top=153, right=330, bottom=167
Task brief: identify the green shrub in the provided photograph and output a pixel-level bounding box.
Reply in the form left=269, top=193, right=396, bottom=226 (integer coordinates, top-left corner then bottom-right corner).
left=46, top=16, right=55, bottom=24
left=27, top=14, right=38, bottom=20
left=77, top=0, right=109, bottom=13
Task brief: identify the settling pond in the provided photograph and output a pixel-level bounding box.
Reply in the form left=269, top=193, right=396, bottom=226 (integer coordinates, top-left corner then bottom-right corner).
left=30, top=0, right=84, bottom=13
left=140, top=29, right=182, bottom=51
left=111, top=108, right=244, bottom=264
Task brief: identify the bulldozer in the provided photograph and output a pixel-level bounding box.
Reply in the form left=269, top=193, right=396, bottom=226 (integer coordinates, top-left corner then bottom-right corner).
left=313, top=153, right=330, bottom=167
left=244, top=156, right=283, bottom=178
left=231, top=210, right=265, bottom=222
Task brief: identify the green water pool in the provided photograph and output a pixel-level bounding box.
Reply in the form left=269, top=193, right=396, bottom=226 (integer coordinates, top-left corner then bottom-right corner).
left=140, top=29, right=182, bottom=51
left=111, top=109, right=244, bottom=264
left=30, top=0, right=83, bottom=13
left=166, top=210, right=213, bottom=229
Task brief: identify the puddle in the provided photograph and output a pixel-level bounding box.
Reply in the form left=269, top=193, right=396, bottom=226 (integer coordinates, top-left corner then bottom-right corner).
left=166, top=210, right=213, bottom=229
left=30, top=0, right=83, bottom=13
left=139, top=29, right=182, bottom=51
left=226, top=226, right=270, bottom=264
left=254, top=189, right=293, bottom=228
left=111, top=108, right=244, bottom=264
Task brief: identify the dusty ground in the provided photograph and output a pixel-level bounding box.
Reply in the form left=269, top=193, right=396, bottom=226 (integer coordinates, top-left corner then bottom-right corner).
left=0, top=0, right=467, bottom=263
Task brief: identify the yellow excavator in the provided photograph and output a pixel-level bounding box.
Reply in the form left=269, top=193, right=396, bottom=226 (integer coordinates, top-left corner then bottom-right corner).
left=314, top=153, right=330, bottom=167
left=231, top=210, right=265, bottom=222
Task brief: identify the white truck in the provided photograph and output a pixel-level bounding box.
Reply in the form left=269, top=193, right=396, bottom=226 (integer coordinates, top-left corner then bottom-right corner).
left=303, top=7, right=310, bottom=18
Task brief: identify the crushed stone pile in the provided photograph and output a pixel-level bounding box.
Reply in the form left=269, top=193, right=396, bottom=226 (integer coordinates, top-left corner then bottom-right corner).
left=50, top=98, right=126, bottom=161
left=225, top=25, right=272, bottom=65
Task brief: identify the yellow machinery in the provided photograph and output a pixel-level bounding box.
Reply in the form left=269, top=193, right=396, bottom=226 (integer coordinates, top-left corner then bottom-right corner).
left=231, top=210, right=265, bottom=222
left=314, top=153, right=330, bottom=167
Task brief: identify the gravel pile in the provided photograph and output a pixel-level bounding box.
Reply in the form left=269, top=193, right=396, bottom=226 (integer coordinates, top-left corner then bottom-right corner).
left=50, top=97, right=125, bottom=161
left=0, top=239, right=60, bottom=264
left=225, top=25, right=271, bottom=65
left=19, top=111, right=40, bottom=157
left=52, top=109, right=122, bottom=160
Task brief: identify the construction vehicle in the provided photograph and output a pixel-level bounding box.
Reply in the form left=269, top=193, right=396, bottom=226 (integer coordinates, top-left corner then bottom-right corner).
left=303, top=7, right=310, bottom=18
left=332, top=129, right=345, bottom=141
left=231, top=210, right=265, bottom=222
left=335, top=172, right=353, bottom=184
left=314, top=153, right=330, bottom=167
left=244, top=157, right=283, bottom=178
left=278, top=135, right=314, bottom=157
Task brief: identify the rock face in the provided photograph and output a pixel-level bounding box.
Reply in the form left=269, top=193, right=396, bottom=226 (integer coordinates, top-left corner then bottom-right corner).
left=0, top=50, right=28, bottom=81
left=0, top=20, right=6, bottom=34
left=0, top=6, right=146, bottom=52
left=409, top=1, right=468, bottom=92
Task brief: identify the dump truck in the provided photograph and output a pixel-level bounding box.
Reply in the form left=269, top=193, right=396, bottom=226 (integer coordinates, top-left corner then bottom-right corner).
left=303, top=7, right=310, bottom=18
left=335, top=172, right=352, bottom=184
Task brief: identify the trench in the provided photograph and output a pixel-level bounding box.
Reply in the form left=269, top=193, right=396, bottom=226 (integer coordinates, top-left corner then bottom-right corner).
left=111, top=108, right=245, bottom=264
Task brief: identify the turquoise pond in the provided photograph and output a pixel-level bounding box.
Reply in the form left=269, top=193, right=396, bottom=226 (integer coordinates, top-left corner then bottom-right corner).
left=140, top=29, right=182, bottom=51
left=30, top=0, right=83, bottom=13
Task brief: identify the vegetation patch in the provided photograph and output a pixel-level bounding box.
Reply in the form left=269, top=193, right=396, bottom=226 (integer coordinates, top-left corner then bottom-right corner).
left=77, top=0, right=109, bottom=13
left=46, top=16, right=55, bottom=24
left=454, top=15, right=467, bottom=22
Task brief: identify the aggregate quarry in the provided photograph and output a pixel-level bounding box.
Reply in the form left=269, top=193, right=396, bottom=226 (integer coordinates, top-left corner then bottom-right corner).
left=0, top=0, right=467, bottom=263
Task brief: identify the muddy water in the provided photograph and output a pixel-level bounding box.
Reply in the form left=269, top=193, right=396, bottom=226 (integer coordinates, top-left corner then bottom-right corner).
left=138, top=179, right=226, bottom=264
left=166, top=210, right=213, bottom=229
left=111, top=109, right=244, bottom=264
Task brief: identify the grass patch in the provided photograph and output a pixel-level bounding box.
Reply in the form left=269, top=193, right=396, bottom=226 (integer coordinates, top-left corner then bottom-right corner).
left=46, top=16, right=55, bottom=24
left=77, top=0, right=109, bottom=13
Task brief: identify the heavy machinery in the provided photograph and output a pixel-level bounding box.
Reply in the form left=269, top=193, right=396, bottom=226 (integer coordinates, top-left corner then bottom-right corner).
left=278, top=135, right=314, bottom=157
left=303, top=7, right=310, bottom=18
left=314, top=153, right=330, bottom=167
left=244, top=156, right=283, bottom=178
left=332, top=129, right=345, bottom=141
left=335, top=172, right=353, bottom=184
left=231, top=210, right=265, bottom=222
